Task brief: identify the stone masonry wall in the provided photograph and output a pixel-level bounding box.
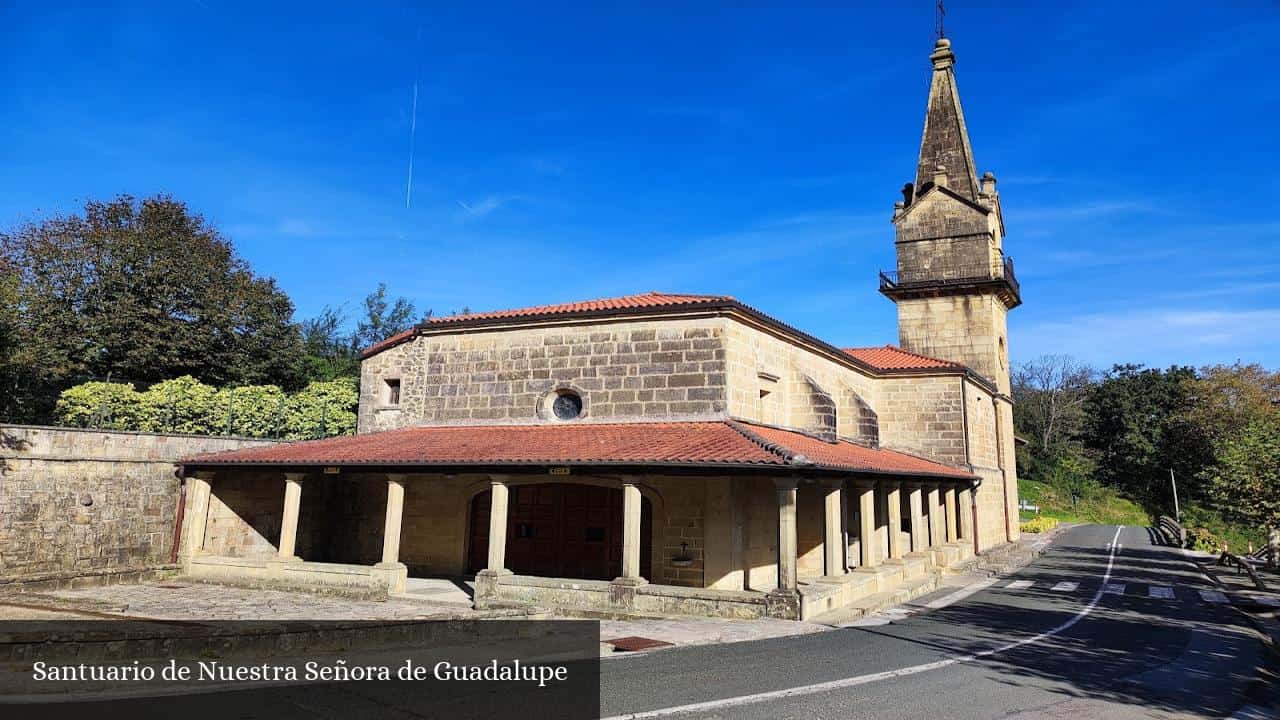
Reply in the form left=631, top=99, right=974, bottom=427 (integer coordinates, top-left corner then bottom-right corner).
left=0, top=425, right=278, bottom=582
left=359, top=318, right=728, bottom=432
left=896, top=293, right=1010, bottom=395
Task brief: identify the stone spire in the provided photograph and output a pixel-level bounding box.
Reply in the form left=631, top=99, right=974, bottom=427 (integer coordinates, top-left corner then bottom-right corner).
left=914, top=37, right=979, bottom=201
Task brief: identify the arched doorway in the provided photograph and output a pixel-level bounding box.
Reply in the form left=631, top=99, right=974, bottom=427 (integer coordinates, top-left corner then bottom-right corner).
left=469, top=483, right=653, bottom=581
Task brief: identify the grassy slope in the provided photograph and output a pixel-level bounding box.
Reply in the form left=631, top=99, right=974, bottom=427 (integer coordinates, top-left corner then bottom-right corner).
left=1017, top=478, right=1150, bottom=527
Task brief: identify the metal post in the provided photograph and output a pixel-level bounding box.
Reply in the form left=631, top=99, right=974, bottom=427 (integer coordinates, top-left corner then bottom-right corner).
left=1169, top=468, right=1180, bottom=520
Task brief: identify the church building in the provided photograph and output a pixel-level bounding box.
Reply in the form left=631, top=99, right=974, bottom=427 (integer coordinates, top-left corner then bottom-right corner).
left=180, top=37, right=1022, bottom=621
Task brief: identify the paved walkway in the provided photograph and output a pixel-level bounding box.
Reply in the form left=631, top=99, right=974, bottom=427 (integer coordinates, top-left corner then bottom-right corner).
left=36, top=581, right=479, bottom=621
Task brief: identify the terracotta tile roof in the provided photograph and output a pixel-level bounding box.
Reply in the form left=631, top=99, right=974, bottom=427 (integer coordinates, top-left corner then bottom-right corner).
left=842, top=345, right=961, bottom=371
left=427, top=291, right=732, bottom=325
left=361, top=292, right=734, bottom=358
left=182, top=420, right=972, bottom=480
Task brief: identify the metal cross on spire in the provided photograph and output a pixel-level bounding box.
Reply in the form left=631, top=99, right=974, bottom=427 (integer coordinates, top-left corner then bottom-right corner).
left=935, top=0, right=946, bottom=40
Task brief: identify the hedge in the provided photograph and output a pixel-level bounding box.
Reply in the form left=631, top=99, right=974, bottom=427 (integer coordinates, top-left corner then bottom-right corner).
left=53, top=376, right=357, bottom=439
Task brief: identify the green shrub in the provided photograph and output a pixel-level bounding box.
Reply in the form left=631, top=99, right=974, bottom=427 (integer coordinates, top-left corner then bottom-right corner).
left=215, top=385, right=288, bottom=438
left=1020, top=516, right=1059, bottom=534
left=54, top=381, right=142, bottom=430
left=284, top=378, right=358, bottom=440
left=137, top=376, right=220, bottom=434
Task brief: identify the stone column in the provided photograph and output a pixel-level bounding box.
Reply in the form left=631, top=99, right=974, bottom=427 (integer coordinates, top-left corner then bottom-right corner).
left=277, top=472, right=305, bottom=560
left=886, top=482, right=904, bottom=560
left=486, top=477, right=510, bottom=573
left=617, top=480, right=646, bottom=585
left=859, top=483, right=879, bottom=568
left=958, top=486, right=975, bottom=540
left=765, top=478, right=801, bottom=620
left=944, top=486, right=958, bottom=543
left=182, top=471, right=215, bottom=561
left=927, top=485, right=944, bottom=547
left=908, top=484, right=927, bottom=551
left=775, top=479, right=798, bottom=590
left=370, top=474, right=409, bottom=594
left=380, top=474, right=406, bottom=565
left=822, top=480, right=845, bottom=577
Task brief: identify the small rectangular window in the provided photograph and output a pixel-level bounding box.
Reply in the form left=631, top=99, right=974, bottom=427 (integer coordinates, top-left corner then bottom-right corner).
left=385, top=378, right=401, bottom=406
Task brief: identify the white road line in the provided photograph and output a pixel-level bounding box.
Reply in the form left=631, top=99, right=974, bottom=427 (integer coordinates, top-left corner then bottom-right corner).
left=1051, top=582, right=1078, bottom=592
left=1199, top=590, right=1228, bottom=604
left=1006, top=580, right=1034, bottom=590
left=601, top=525, right=1127, bottom=720
left=1103, top=583, right=1126, bottom=595
left=922, top=578, right=997, bottom=610
left=1149, top=586, right=1175, bottom=600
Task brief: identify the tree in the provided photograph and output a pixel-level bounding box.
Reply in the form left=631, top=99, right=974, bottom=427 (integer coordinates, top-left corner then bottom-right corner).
left=301, top=305, right=360, bottom=380
left=1012, top=355, right=1095, bottom=480
left=1081, top=364, right=1198, bottom=508
left=2, top=195, right=305, bottom=421
left=1203, top=415, right=1280, bottom=540
left=354, top=283, right=419, bottom=350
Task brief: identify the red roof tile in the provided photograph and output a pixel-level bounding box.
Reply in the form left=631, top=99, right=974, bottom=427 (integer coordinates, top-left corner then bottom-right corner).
left=842, top=345, right=961, bottom=371
left=361, top=292, right=735, bottom=359
left=183, top=420, right=972, bottom=480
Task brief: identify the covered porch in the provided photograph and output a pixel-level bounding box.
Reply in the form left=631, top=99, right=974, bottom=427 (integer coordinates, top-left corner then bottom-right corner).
left=178, top=420, right=979, bottom=621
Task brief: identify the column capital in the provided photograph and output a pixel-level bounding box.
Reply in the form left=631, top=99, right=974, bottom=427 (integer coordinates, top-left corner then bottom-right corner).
left=488, top=474, right=510, bottom=487
left=820, top=477, right=845, bottom=489
left=773, top=477, right=799, bottom=491
left=283, top=472, right=307, bottom=483
left=190, top=470, right=216, bottom=481
left=620, top=477, right=641, bottom=488
left=386, top=472, right=408, bottom=485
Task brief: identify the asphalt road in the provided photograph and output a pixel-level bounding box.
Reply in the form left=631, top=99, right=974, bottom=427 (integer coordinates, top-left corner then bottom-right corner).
left=599, top=524, right=1280, bottom=719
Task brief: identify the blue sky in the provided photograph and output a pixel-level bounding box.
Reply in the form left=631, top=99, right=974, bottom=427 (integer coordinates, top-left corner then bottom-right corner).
left=3, top=2, right=1279, bottom=370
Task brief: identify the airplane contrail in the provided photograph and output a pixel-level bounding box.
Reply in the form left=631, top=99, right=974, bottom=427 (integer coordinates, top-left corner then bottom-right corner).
left=405, top=27, right=421, bottom=209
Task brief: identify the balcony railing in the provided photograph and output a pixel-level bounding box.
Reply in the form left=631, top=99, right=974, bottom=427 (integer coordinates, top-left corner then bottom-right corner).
left=879, top=254, right=1020, bottom=302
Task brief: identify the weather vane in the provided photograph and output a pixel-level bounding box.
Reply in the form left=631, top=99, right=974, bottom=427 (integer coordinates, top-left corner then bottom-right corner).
left=936, top=0, right=946, bottom=40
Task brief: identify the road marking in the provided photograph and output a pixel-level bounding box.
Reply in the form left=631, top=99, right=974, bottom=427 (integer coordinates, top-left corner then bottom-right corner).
left=1103, top=583, right=1126, bottom=595
left=1199, top=590, right=1228, bottom=604
left=1149, top=586, right=1175, bottom=599
left=1051, top=582, right=1078, bottom=592
left=1006, top=580, right=1034, bottom=590
left=600, top=525, right=1127, bottom=720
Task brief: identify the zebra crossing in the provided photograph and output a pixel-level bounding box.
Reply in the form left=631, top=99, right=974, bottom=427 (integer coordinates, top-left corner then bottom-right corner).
left=999, top=579, right=1233, bottom=604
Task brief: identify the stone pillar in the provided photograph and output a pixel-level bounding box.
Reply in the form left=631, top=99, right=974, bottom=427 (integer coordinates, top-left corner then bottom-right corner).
left=944, top=486, right=959, bottom=543
left=765, top=478, right=800, bottom=620
left=908, top=484, right=927, bottom=551
left=277, top=472, right=305, bottom=560
left=380, top=474, right=406, bottom=565
left=182, top=471, right=215, bottom=561
left=371, top=474, right=409, bottom=594
left=958, top=486, right=975, bottom=540
left=927, top=485, right=944, bottom=547
left=486, top=477, right=510, bottom=573
left=822, top=480, right=845, bottom=576
left=859, top=483, right=879, bottom=568
left=617, top=480, right=646, bottom=585
left=886, top=482, right=904, bottom=560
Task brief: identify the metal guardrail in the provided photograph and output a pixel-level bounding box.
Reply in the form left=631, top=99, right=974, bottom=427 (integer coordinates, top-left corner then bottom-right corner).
left=879, top=254, right=1020, bottom=300
left=1219, top=551, right=1269, bottom=591
left=1156, top=515, right=1187, bottom=548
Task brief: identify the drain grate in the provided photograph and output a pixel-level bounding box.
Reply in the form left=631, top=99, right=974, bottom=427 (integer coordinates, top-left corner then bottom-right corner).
left=604, top=636, right=673, bottom=652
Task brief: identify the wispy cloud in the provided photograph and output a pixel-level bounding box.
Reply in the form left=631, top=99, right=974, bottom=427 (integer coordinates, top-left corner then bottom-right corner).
left=456, top=195, right=515, bottom=219
left=1015, top=307, right=1280, bottom=368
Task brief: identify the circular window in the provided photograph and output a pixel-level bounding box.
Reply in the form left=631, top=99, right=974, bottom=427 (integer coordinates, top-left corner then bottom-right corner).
left=551, top=391, right=584, bottom=421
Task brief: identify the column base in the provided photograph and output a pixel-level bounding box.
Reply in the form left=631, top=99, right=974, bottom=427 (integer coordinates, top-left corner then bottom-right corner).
left=371, top=561, right=408, bottom=594
left=609, top=576, right=649, bottom=610
left=765, top=588, right=801, bottom=620
left=473, top=568, right=512, bottom=606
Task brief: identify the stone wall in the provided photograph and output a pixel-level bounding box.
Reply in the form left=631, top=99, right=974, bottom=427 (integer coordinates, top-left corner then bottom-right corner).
left=0, top=425, right=278, bottom=583
left=896, top=294, right=1010, bottom=395
left=359, top=318, right=728, bottom=432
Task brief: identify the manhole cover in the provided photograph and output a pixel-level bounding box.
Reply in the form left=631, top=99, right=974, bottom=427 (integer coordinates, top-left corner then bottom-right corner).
left=604, top=636, right=672, bottom=652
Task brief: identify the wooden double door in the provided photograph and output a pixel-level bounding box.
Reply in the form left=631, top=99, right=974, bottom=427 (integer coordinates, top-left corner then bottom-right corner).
left=469, top=483, right=652, bottom=581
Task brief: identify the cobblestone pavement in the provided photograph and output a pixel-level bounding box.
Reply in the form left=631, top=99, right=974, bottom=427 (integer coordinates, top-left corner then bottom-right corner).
left=42, top=581, right=479, bottom=621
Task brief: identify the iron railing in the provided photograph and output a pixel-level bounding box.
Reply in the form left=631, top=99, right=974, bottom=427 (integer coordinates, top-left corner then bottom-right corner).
left=879, top=253, right=1019, bottom=300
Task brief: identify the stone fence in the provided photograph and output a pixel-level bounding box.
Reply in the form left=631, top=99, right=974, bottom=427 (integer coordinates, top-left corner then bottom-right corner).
left=0, top=424, right=280, bottom=586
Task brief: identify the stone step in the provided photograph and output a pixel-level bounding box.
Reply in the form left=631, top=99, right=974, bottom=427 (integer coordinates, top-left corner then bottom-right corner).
left=807, top=575, right=941, bottom=626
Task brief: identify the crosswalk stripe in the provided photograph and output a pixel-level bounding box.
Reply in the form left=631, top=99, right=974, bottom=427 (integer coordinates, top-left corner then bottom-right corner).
left=1199, top=590, right=1228, bottom=604
left=1103, top=583, right=1126, bottom=595
left=1051, top=582, right=1078, bottom=592
left=1006, top=580, right=1034, bottom=590
left=1149, top=586, right=1175, bottom=599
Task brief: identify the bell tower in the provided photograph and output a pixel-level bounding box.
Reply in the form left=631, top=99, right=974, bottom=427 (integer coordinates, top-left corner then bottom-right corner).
left=880, top=37, right=1020, bottom=395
